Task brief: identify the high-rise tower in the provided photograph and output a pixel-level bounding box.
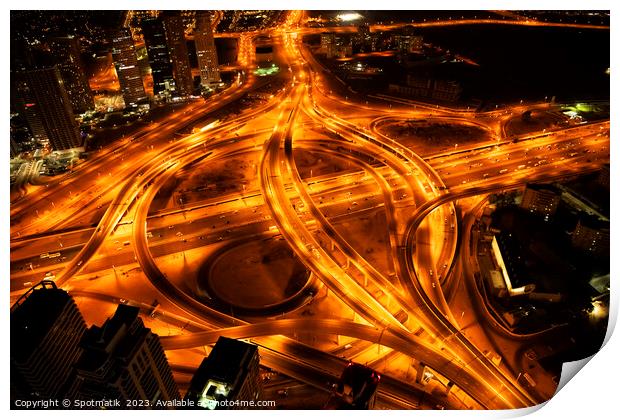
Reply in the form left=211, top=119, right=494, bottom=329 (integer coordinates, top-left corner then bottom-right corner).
left=11, top=281, right=87, bottom=404
left=185, top=336, right=262, bottom=409
left=142, top=17, right=175, bottom=95
left=111, top=28, right=148, bottom=107
left=49, top=36, right=94, bottom=113
left=12, top=65, right=82, bottom=150
left=194, top=11, right=220, bottom=88
left=64, top=304, right=180, bottom=407
left=163, top=12, right=194, bottom=96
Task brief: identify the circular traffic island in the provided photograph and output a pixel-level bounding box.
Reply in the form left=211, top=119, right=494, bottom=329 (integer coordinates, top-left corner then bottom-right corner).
left=197, top=237, right=314, bottom=317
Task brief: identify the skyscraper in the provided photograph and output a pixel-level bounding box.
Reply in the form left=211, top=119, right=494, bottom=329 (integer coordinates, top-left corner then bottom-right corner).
left=49, top=36, right=94, bottom=113
left=64, top=304, right=180, bottom=407
left=12, top=65, right=82, bottom=151
left=11, top=281, right=87, bottom=404
left=194, top=11, right=220, bottom=88
left=111, top=28, right=148, bottom=107
left=141, top=17, right=175, bottom=95
left=163, top=13, right=194, bottom=97
left=185, top=336, right=262, bottom=409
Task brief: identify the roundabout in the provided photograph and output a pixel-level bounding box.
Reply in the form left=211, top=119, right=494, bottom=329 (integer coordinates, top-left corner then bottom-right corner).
left=196, top=237, right=316, bottom=316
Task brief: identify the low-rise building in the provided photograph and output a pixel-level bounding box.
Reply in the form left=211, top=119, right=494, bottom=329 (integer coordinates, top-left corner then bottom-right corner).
left=572, top=216, right=609, bottom=258
left=388, top=74, right=462, bottom=102
left=490, top=234, right=536, bottom=296
left=185, top=336, right=262, bottom=409
left=520, top=184, right=561, bottom=220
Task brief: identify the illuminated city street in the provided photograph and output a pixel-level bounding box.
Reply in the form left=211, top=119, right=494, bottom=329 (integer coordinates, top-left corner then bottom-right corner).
left=9, top=9, right=610, bottom=410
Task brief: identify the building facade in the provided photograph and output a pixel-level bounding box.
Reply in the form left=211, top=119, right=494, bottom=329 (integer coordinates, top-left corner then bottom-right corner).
left=520, top=184, right=561, bottom=220
left=141, top=17, right=175, bottom=95
left=389, top=75, right=462, bottom=103
left=321, top=33, right=336, bottom=58
left=11, top=281, right=87, bottom=404
left=395, top=35, right=424, bottom=53
left=64, top=304, right=179, bottom=407
left=111, top=28, right=148, bottom=107
left=194, top=12, right=220, bottom=88
left=572, top=217, right=610, bottom=258
left=321, top=33, right=352, bottom=59
left=163, top=13, right=194, bottom=97
left=12, top=66, right=82, bottom=150
left=185, top=336, right=262, bottom=409
left=49, top=36, right=94, bottom=113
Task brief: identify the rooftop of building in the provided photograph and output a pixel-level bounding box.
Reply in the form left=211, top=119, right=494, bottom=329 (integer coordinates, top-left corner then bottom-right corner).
left=187, top=336, right=258, bottom=397
left=524, top=183, right=561, bottom=194
left=559, top=170, right=610, bottom=219
left=10, top=282, right=77, bottom=363
left=491, top=204, right=607, bottom=296
left=74, top=304, right=149, bottom=373
left=575, top=213, right=609, bottom=231
left=494, top=231, right=530, bottom=290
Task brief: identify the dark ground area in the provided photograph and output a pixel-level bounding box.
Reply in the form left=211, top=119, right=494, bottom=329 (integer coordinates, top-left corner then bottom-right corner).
left=307, top=23, right=609, bottom=108
left=415, top=24, right=609, bottom=104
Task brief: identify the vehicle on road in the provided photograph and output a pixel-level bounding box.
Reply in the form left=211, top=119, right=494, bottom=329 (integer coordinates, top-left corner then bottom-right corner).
left=522, top=373, right=537, bottom=388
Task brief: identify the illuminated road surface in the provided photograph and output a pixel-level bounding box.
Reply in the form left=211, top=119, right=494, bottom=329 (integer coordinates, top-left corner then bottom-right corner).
left=10, top=11, right=610, bottom=410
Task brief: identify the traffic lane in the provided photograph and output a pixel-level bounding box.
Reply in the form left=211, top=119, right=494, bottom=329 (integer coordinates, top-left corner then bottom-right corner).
left=10, top=96, right=239, bottom=219
left=10, top=138, right=378, bottom=287
left=11, top=227, right=96, bottom=260
left=432, top=128, right=608, bottom=181
left=13, top=114, right=606, bottom=247
left=10, top=68, right=275, bottom=235
left=10, top=190, right=389, bottom=291
left=160, top=318, right=502, bottom=408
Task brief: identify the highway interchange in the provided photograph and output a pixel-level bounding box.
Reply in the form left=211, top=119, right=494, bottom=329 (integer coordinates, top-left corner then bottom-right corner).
left=10, top=11, right=610, bottom=409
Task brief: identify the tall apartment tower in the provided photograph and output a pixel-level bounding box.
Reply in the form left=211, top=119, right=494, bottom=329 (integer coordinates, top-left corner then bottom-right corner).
left=111, top=28, right=148, bottom=107
left=49, top=36, right=95, bottom=113
left=194, top=11, right=221, bottom=88
left=12, top=66, right=82, bottom=151
left=141, top=17, right=175, bottom=95
left=185, top=336, right=262, bottom=409
left=10, top=281, right=87, bottom=404
left=163, top=12, right=194, bottom=97
left=64, top=304, right=180, bottom=407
